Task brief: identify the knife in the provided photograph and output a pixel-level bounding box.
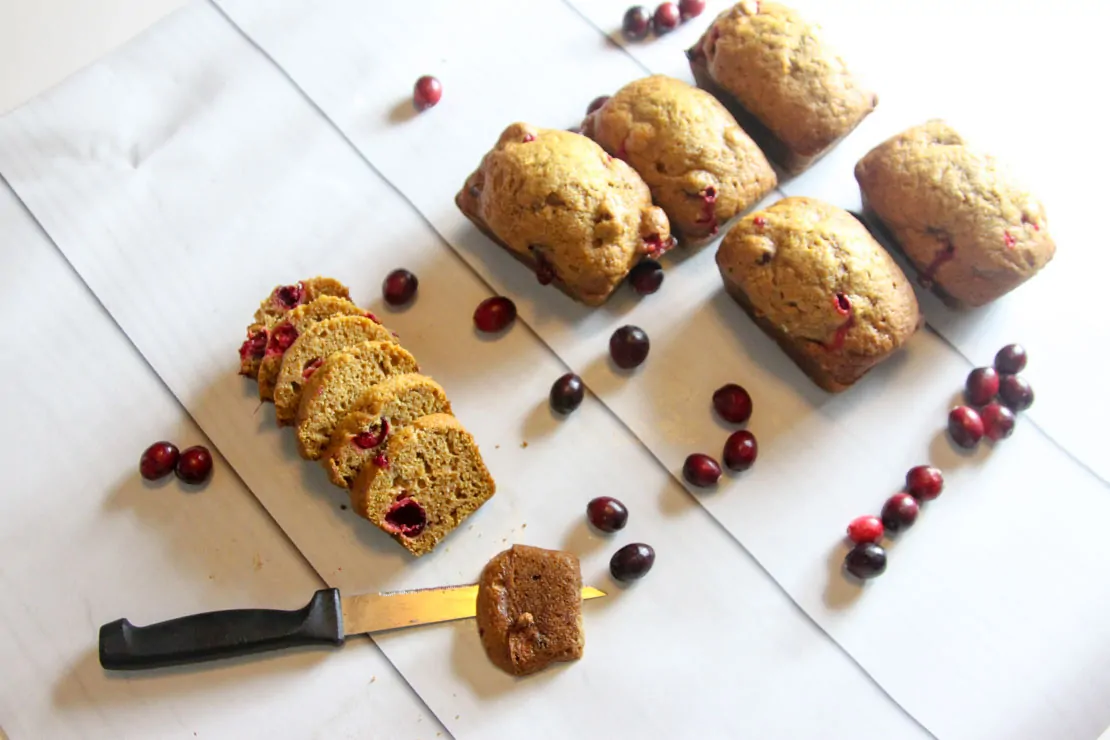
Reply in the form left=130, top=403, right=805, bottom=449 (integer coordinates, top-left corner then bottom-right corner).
left=99, top=583, right=606, bottom=670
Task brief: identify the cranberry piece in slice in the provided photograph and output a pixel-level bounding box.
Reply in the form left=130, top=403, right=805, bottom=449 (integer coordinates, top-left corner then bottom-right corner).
left=722, top=430, right=757, bottom=471
left=683, top=453, right=721, bottom=487
left=948, top=406, right=984, bottom=449
left=653, top=2, right=681, bottom=34
left=302, top=358, right=323, bottom=379
left=383, top=497, right=427, bottom=538
left=175, top=445, right=213, bottom=485
left=383, top=268, right=418, bottom=306
left=965, top=366, right=1000, bottom=406
left=550, top=373, right=585, bottom=415
left=622, top=6, right=652, bottom=40
left=610, top=543, right=655, bottom=582
left=844, top=542, right=887, bottom=580
left=272, top=283, right=304, bottom=309
left=267, top=323, right=299, bottom=355
left=629, top=259, right=664, bottom=295
left=587, top=496, right=629, bottom=533
left=353, top=419, right=390, bottom=450
left=586, top=95, right=610, bottom=115
left=610, top=325, right=650, bottom=369
left=712, top=383, right=753, bottom=424
left=905, top=465, right=944, bottom=501
left=413, top=76, right=442, bottom=111
left=238, top=329, right=268, bottom=363
left=140, top=441, right=179, bottom=481
left=679, top=0, right=706, bottom=19
left=473, top=296, right=517, bottom=333
left=999, top=374, right=1034, bottom=412
left=981, top=402, right=1016, bottom=441
left=994, top=344, right=1027, bottom=374
left=881, top=492, right=919, bottom=533
left=847, top=515, right=884, bottom=545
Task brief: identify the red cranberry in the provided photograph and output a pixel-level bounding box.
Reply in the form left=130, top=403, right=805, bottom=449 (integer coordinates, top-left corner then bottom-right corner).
left=881, top=493, right=919, bottom=533
left=382, top=269, right=418, bottom=306
left=267, top=323, right=299, bottom=354
left=272, top=283, right=303, bottom=309
left=302, top=358, right=323, bottom=379
left=678, top=0, right=706, bottom=19
left=998, top=374, right=1034, bottom=412
left=140, top=441, right=179, bottom=481
left=610, top=325, right=650, bottom=369
left=629, top=259, right=664, bottom=295
left=652, top=2, right=681, bottom=34
left=373, top=453, right=390, bottom=469
left=586, top=95, right=610, bottom=115
left=722, top=430, right=758, bottom=472
left=905, top=465, right=944, bottom=501
left=175, top=445, right=213, bottom=485
left=610, top=543, right=655, bottom=582
left=683, top=453, right=721, bottom=487
left=383, top=497, right=427, bottom=538
left=847, top=515, right=884, bottom=545
left=948, top=406, right=984, bottom=449
left=834, top=292, right=851, bottom=316
left=413, top=76, right=442, bottom=111
left=965, top=367, right=1000, bottom=406
left=473, top=296, right=517, bottom=333
left=353, top=419, right=390, bottom=450
left=994, top=344, right=1027, bottom=374
left=622, top=6, right=652, bottom=40
left=981, top=402, right=1016, bottom=441
left=844, top=542, right=887, bottom=580
left=587, top=496, right=629, bottom=533
left=712, top=383, right=753, bottom=424
left=550, top=373, right=585, bottom=415
left=238, top=329, right=268, bottom=362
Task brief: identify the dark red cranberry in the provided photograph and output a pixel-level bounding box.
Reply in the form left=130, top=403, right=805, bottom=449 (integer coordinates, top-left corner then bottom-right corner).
left=965, top=366, right=1000, bottom=406
left=948, top=406, right=985, bottom=449
left=383, top=497, right=427, bottom=537
left=652, top=2, right=681, bottom=34
left=550, top=373, right=585, bottom=415
left=473, top=296, right=517, bottom=333
left=712, top=383, right=753, bottom=424
left=238, top=329, right=268, bottom=363
left=140, top=441, right=179, bottom=481
left=905, top=465, right=944, bottom=501
left=175, top=445, right=213, bottom=484
left=994, top=344, right=1027, bottom=374
left=981, top=402, right=1016, bottom=441
left=587, top=496, right=629, bottom=533
left=267, top=323, right=298, bottom=354
left=622, top=6, right=652, bottom=40
left=610, top=543, right=655, bottom=582
left=998, top=374, right=1034, bottom=412
left=353, top=419, right=390, bottom=450
left=678, top=0, right=706, bottom=19
left=881, top=492, right=919, bottom=533
left=847, top=515, right=884, bottom=545
left=373, top=453, right=390, bottom=469
left=586, top=95, right=610, bottom=115
left=382, top=268, right=418, bottom=306
left=273, top=283, right=303, bottom=309
left=722, top=430, right=758, bottom=471
left=629, top=259, right=664, bottom=295
left=683, top=453, right=721, bottom=487
left=413, top=76, right=442, bottom=111
left=844, top=542, right=887, bottom=580
left=834, top=292, right=851, bottom=316
left=610, top=325, right=650, bottom=369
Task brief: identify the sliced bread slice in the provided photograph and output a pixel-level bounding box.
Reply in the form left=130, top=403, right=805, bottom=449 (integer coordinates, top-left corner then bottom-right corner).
left=272, top=316, right=398, bottom=426
left=295, top=340, right=419, bottom=460
left=349, top=414, right=496, bottom=557
left=321, top=373, right=452, bottom=488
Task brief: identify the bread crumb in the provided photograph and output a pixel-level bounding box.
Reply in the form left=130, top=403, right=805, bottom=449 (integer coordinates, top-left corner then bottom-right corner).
left=340, top=504, right=348, bottom=510
left=521, top=441, right=528, bottom=448
left=370, top=676, right=376, bottom=683
left=521, top=523, right=527, bottom=529
left=252, top=553, right=263, bottom=571
left=455, top=715, right=460, bottom=720
left=495, top=444, right=500, bottom=449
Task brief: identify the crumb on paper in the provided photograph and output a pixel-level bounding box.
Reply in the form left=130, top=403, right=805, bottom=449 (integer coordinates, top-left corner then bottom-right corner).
left=252, top=553, right=263, bottom=571
left=522, top=523, right=527, bottom=529
left=520, top=441, right=528, bottom=448
left=495, top=444, right=500, bottom=449
left=455, top=715, right=460, bottom=720
left=341, top=504, right=348, bottom=510
left=370, top=676, right=376, bottom=683
left=208, top=574, right=214, bottom=580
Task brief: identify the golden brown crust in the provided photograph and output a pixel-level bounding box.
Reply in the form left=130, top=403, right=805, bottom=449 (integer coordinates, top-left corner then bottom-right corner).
left=688, top=1, right=876, bottom=174
left=476, top=545, right=584, bottom=676
left=239, top=277, right=350, bottom=378
left=583, top=75, right=776, bottom=246
left=456, top=123, right=671, bottom=307
left=854, top=120, right=1056, bottom=308
left=716, top=197, right=921, bottom=391
left=257, top=296, right=365, bottom=401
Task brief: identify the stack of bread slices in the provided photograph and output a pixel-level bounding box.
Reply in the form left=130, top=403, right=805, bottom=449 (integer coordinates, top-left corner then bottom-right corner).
left=238, top=277, right=496, bottom=556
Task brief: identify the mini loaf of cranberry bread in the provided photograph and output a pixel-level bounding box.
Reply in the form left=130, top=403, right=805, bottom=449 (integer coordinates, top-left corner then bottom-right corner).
left=582, top=75, right=776, bottom=246
left=716, top=197, right=921, bottom=391
left=349, top=414, right=496, bottom=557
left=295, top=340, right=419, bottom=460
left=238, top=277, right=350, bottom=378
left=456, top=123, right=672, bottom=306
left=322, top=373, right=452, bottom=489
left=854, top=120, right=1056, bottom=308
left=476, top=544, right=584, bottom=676
left=272, top=315, right=398, bottom=426
left=256, top=296, right=369, bottom=402
left=687, top=1, right=877, bottom=175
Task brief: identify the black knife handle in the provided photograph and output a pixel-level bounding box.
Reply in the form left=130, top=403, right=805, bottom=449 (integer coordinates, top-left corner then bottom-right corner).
left=99, top=588, right=344, bottom=670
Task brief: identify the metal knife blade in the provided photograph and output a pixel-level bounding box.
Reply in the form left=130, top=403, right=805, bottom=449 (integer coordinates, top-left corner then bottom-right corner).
left=341, top=584, right=606, bottom=635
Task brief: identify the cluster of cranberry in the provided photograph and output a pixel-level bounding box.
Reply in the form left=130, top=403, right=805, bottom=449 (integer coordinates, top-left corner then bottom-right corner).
left=843, top=465, right=941, bottom=579
left=586, top=496, right=656, bottom=582
left=139, top=441, right=213, bottom=485
left=947, top=344, right=1035, bottom=449
left=682, top=384, right=759, bottom=488
left=622, top=0, right=706, bottom=40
